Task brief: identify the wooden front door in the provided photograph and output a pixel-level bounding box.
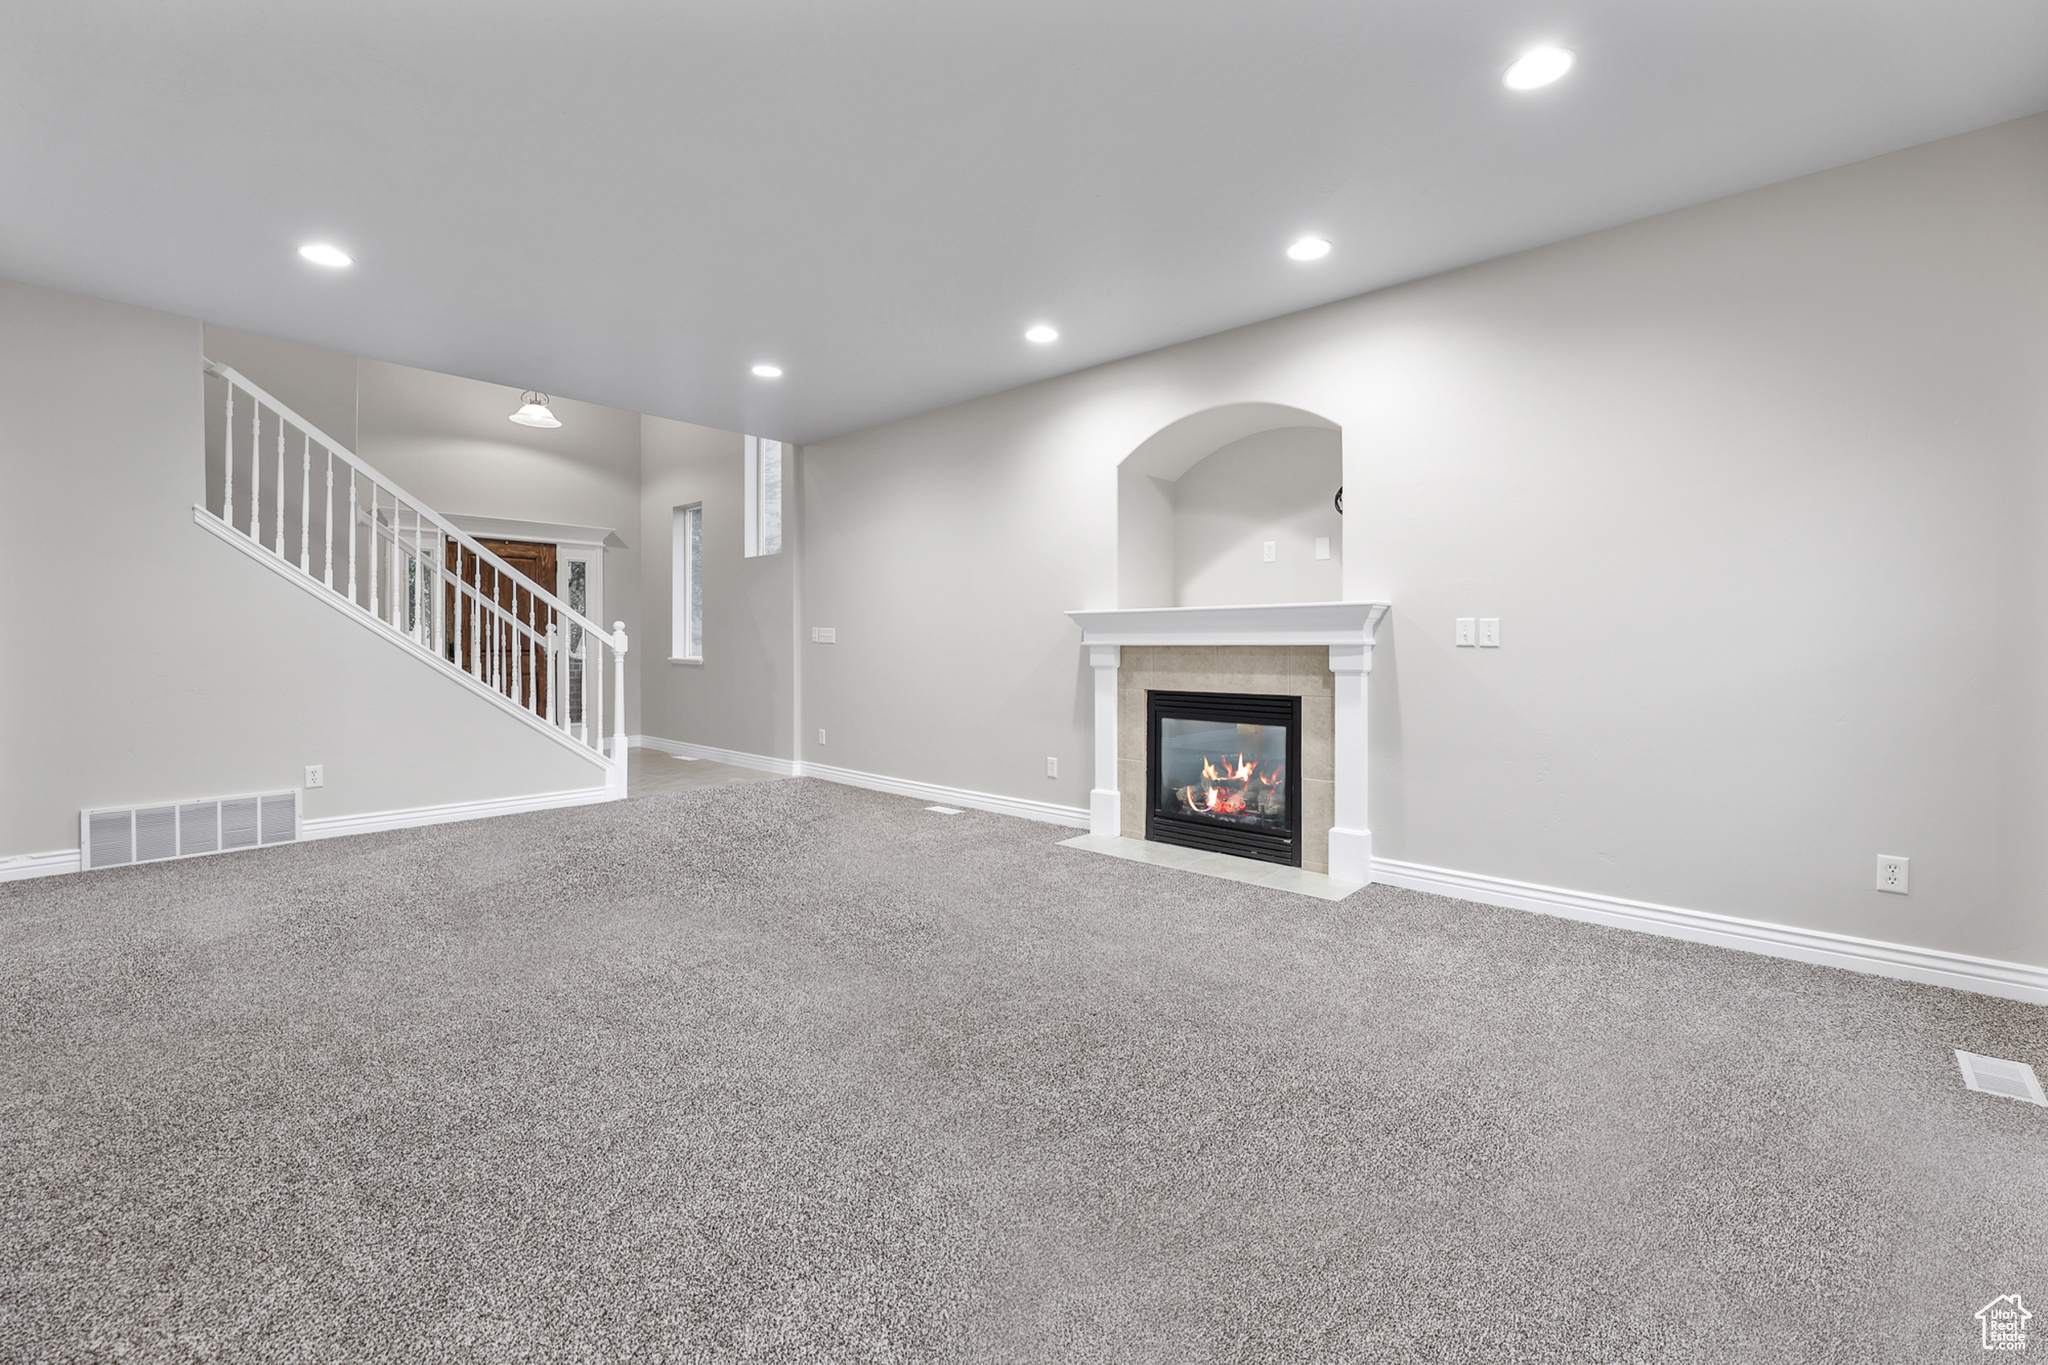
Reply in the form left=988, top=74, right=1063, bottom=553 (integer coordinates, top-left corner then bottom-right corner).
left=446, top=538, right=558, bottom=717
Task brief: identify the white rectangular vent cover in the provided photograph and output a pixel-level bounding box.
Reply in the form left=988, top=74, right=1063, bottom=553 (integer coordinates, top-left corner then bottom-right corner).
left=1955, top=1050, right=2047, bottom=1106
left=83, top=791, right=299, bottom=871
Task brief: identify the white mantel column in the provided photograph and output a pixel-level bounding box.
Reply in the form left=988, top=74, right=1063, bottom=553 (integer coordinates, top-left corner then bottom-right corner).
left=1088, top=644, right=1121, bottom=836
left=1327, top=642, right=1374, bottom=885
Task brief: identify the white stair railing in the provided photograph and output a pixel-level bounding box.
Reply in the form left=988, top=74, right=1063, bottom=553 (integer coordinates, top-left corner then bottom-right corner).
left=200, top=361, right=628, bottom=778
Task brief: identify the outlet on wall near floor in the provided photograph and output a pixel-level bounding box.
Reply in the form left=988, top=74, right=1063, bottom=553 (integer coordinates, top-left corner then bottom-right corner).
left=1314, top=537, right=1330, bottom=560
left=1262, top=541, right=1277, bottom=562
left=811, top=626, right=836, bottom=643
left=304, top=765, right=324, bottom=789
left=1046, top=757, right=1057, bottom=778
left=1456, top=618, right=1476, bottom=647
left=1876, top=855, right=1909, bottom=894
left=817, top=729, right=827, bottom=745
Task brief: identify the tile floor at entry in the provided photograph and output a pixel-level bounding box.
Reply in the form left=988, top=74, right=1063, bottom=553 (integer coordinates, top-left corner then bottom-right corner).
left=628, top=748, right=786, bottom=797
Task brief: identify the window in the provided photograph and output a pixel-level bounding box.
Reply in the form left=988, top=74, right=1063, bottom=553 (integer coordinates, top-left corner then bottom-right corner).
left=673, top=504, right=702, bottom=660
left=744, top=435, right=782, bottom=557
left=565, top=558, right=588, bottom=724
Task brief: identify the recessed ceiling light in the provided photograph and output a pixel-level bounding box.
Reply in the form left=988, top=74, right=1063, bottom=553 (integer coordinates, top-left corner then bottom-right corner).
left=297, top=243, right=352, bottom=268
left=1503, top=46, right=1574, bottom=90
left=1025, top=324, right=1059, bottom=344
left=1286, top=238, right=1331, bottom=262
left=752, top=364, right=783, bottom=378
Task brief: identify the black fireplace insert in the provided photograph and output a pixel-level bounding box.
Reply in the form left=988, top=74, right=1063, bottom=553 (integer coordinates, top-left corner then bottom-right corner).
left=1145, top=690, right=1302, bottom=867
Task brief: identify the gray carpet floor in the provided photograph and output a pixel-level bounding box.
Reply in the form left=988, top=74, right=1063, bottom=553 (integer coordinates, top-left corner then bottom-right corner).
left=3, top=779, right=2045, bottom=1363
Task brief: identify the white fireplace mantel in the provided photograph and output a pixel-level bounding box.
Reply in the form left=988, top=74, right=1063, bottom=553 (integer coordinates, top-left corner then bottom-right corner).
left=1066, top=602, right=1390, bottom=886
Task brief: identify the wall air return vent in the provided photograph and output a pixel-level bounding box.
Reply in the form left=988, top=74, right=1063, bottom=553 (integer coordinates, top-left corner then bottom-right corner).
left=1955, top=1050, right=2047, bottom=1107
left=82, top=791, right=299, bottom=871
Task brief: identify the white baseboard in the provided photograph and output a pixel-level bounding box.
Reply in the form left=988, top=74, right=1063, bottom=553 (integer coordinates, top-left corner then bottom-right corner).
left=300, top=784, right=619, bottom=841
left=1372, top=856, right=2048, bottom=1007
left=17, top=745, right=2033, bottom=1006
left=631, top=734, right=1088, bottom=828
left=0, top=847, right=84, bottom=882
left=1, top=784, right=619, bottom=883
left=800, top=760, right=1090, bottom=829
left=630, top=734, right=800, bottom=778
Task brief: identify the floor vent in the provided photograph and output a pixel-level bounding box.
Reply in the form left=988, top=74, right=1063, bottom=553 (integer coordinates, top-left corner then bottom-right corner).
left=1955, top=1050, right=2047, bottom=1106
left=82, top=791, right=299, bottom=871
left=925, top=805, right=964, bottom=815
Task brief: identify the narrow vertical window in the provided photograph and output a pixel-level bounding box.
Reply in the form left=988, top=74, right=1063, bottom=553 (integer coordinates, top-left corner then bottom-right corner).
left=673, top=503, right=703, bottom=660
left=744, top=435, right=783, bottom=557
left=566, top=560, right=587, bottom=724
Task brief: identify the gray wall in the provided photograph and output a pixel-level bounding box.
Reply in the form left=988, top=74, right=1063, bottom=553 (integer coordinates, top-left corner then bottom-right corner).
left=637, top=416, right=799, bottom=759
left=1173, top=427, right=1342, bottom=606
left=2, top=284, right=604, bottom=859
left=799, top=112, right=2048, bottom=969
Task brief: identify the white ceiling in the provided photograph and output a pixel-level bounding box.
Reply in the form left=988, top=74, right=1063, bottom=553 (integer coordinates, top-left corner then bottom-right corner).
left=5, top=2, right=2045, bottom=444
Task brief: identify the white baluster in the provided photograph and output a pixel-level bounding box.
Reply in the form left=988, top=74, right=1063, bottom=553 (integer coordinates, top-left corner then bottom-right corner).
left=367, top=483, right=378, bottom=620
left=323, top=452, right=334, bottom=589
left=410, top=508, right=422, bottom=642
left=274, top=411, right=285, bottom=556
left=299, top=435, right=310, bottom=572
left=222, top=382, right=235, bottom=527
left=347, top=473, right=358, bottom=605
left=432, top=531, right=445, bottom=659
left=546, top=622, right=559, bottom=726
left=249, top=407, right=262, bottom=545
left=611, top=621, right=629, bottom=764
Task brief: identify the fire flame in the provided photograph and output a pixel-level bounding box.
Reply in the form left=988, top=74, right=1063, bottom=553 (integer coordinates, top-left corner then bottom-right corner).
left=1179, top=752, right=1284, bottom=818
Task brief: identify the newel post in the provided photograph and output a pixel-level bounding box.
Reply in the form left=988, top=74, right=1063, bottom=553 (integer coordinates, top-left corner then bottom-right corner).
left=608, top=620, right=630, bottom=798
left=1088, top=643, right=1121, bottom=837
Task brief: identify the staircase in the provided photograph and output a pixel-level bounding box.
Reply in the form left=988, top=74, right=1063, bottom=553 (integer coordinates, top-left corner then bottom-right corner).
left=194, top=360, right=628, bottom=797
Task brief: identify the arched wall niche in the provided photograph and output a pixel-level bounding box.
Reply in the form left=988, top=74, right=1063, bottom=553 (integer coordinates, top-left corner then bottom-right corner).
left=1116, top=402, right=1343, bottom=608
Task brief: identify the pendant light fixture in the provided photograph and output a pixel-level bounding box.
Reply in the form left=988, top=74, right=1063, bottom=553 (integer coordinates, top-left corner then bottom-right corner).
left=509, top=391, right=561, bottom=428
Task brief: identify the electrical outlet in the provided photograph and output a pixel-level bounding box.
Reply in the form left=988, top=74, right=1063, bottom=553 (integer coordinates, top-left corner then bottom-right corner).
left=1456, top=618, right=1476, bottom=647
left=811, top=626, right=836, bottom=643
left=304, top=765, right=324, bottom=789
left=1314, top=537, right=1330, bottom=560
left=817, top=728, right=827, bottom=745
left=1876, top=855, right=1909, bottom=894
left=1046, top=757, right=1057, bottom=778
left=1262, top=541, right=1277, bottom=562
left=1479, top=618, right=1501, bottom=647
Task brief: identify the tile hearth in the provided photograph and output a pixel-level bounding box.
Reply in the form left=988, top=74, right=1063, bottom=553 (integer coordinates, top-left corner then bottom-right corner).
left=1056, top=833, right=1362, bottom=901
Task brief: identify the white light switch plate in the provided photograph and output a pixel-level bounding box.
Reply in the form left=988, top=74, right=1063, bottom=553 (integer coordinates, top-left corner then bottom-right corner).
left=811, top=626, right=836, bottom=643
left=1314, top=537, right=1330, bottom=560
left=1046, top=757, right=1057, bottom=777
left=1479, top=618, right=1501, bottom=647
left=1456, top=618, right=1476, bottom=647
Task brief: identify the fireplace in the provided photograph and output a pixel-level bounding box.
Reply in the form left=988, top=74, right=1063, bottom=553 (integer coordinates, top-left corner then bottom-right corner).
left=1146, top=690, right=1303, bottom=867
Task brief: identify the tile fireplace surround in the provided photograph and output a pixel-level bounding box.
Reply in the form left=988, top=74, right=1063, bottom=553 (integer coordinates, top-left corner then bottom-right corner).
left=1066, top=603, right=1391, bottom=883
